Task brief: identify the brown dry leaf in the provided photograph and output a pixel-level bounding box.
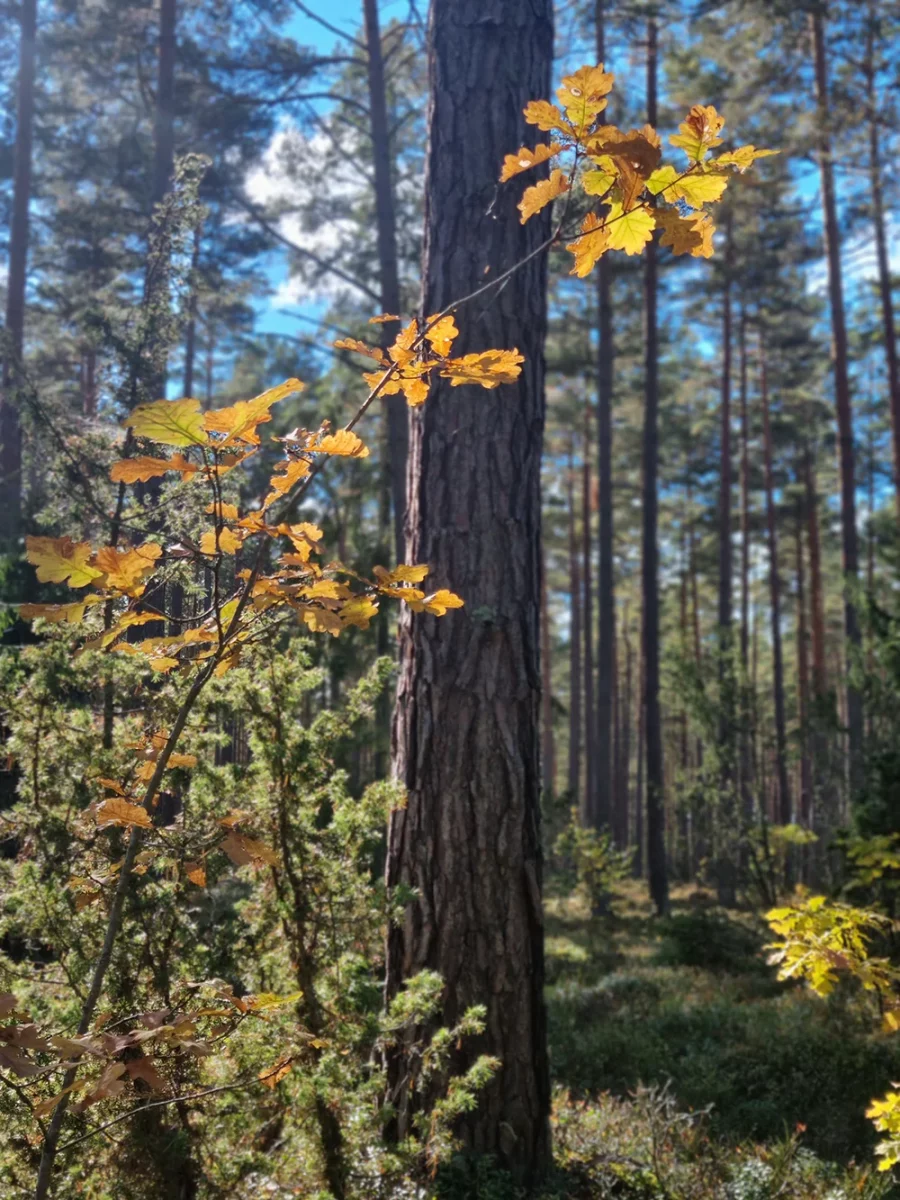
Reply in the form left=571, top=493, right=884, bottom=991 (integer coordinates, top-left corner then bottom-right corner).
left=95, top=798, right=153, bottom=830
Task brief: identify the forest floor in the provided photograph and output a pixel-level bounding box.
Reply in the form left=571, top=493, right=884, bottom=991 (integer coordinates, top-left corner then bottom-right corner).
left=508, top=881, right=900, bottom=1199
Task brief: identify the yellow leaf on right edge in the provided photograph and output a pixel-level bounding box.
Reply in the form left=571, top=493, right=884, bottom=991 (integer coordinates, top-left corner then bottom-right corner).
left=129, top=398, right=208, bottom=447
left=566, top=212, right=611, bottom=278
left=518, top=168, right=569, bottom=224
left=25, top=536, right=104, bottom=588
left=604, top=201, right=655, bottom=255
left=95, top=798, right=153, bottom=830
left=407, top=589, right=465, bottom=617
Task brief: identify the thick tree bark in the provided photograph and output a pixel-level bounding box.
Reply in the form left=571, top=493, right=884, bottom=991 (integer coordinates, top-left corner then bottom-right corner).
left=568, top=452, right=583, bottom=805
left=642, top=17, right=668, bottom=916
left=760, top=344, right=791, bottom=826
left=540, top=541, right=555, bottom=799
left=864, top=2, right=900, bottom=526
left=594, top=0, right=616, bottom=835
left=810, top=7, right=863, bottom=796
left=0, top=0, right=38, bottom=546
left=582, top=403, right=597, bottom=824
left=386, top=0, right=553, bottom=1176
left=363, top=0, right=408, bottom=562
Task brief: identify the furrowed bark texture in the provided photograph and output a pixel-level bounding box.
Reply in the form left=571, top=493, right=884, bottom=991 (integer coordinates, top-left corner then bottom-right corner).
left=386, top=0, right=552, bottom=1178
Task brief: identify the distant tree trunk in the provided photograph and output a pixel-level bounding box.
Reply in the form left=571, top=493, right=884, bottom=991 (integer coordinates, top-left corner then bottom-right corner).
left=642, top=17, right=668, bottom=916
left=760, top=342, right=791, bottom=826
left=0, top=0, right=38, bottom=546
left=386, top=0, right=553, bottom=1176
left=634, top=647, right=645, bottom=878
left=620, top=605, right=633, bottom=850
left=568, top=451, right=583, bottom=805
left=717, top=216, right=734, bottom=647
left=804, top=442, right=827, bottom=698
left=82, top=348, right=97, bottom=418
left=541, top=540, right=555, bottom=800
left=795, top=499, right=812, bottom=828
left=864, top=2, right=900, bottom=525
left=595, top=0, right=616, bottom=835
left=739, top=305, right=750, bottom=671
left=182, top=224, right=201, bottom=397
left=810, top=7, right=863, bottom=796
left=582, top=401, right=597, bottom=824
left=363, top=0, right=407, bottom=562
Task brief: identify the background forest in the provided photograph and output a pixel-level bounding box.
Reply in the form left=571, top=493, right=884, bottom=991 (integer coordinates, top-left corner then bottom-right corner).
left=1, top=0, right=900, bottom=1197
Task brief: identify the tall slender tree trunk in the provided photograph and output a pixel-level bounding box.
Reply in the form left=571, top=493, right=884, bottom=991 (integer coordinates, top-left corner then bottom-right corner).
left=864, top=2, right=900, bottom=525
left=568, top=452, right=583, bottom=806
left=810, top=7, right=863, bottom=796
left=620, top=605, right=633, bottom=849
left=717, top=217, right=734, bottom=647
left=738, top=305, right=754, bottom=823
left=760, top=343, right=791, bottom=825
left=363, top=0, right=407, bottom=562
left=0, top=0, right=38, bottom=546
left=642, top=16, right=668, bottom=916
left=182, top=224, right=201, bottom=397
left=595, top=0, right=616, bottom=835
left=804, top=443, right=827, bottom=698
left=541, top=541, right=555, bottom=800
left=582, top=402, right=597, bottom=823
left=795, top=500, right=812, bottom=828
left=386, top=0, right=553, bottom=1175
left=634, top=647, right=645, bottom=878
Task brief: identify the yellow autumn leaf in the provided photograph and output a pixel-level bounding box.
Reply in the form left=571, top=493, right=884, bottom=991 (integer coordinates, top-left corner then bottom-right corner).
left=713, top=145, right=778, bottom=172
left=203, top=379, right=304, bottom=446
left=400, top=376, right=430, bottom=407
left=340, top=597, right=379, bottom=629
left=20, top=601, right=89, bottom=624
left=605, top=201, right=655, bottom=255
left=566, top=212, right=611, bottom=277
left=656, top=208, right=715, bottom=258
left=199, top=527, right=243, bottom=556
left=95, top=798, right=153, bottom=830
left=109, top=453, right=198, bottom=483
left=317, top=429, right=369, bottom=458
left=556, top=66, right=615, bottom=130
left=206, top=501, right=239, bottom=520
left=129, top=397, right=208, bottom=447
left=373, top=563, right=430, bottom=585
left=407, top=589, right=465, bottom=617
left=669, top=104, right=725, bottom=163
left=423, top=315, right=459, bottom=357
left=185, top=861, right=206, bottom=887
left=518, top=168, right=569, bottom=224
left=369, top=312, right=401, bottom=324
left=265, top=458, right=311, bottom=508
left=25, top=536, right=104, bottom=588
left=333, top=337, right=385, bottom=362
left=668, top=170, right=728, bottom=209
left=523, top=99, right=570, bottom=134
left=441, top=349, right=525, bottom=389
left=92, top=542, right=162, bottom=594
left=499, top=141, right=561, bottom=182
left=220, top=832, right=280, bottom=868
left=259, top=1058, right=293, bottom=1088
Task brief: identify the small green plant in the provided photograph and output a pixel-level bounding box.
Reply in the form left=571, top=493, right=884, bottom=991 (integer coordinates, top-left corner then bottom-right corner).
left=553, top=807, right=630, bottom=912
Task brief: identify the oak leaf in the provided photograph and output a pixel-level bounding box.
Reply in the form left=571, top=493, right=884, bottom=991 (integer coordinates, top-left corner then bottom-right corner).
left=605, top=201, right=655, bottom=255
left=499, top=142, right=561, bottom=182
left=220, top=832, right=280, bottom=868
left=95, top=798, right=153, bottom=830
left=199, top=527, right=243, bottom=556
left=184, top=861, right=206, bottom=887
left=203, top=379, right=303, bottom=446
left=713, top=145, right=778, bottom=171
left=518, top=168, right=569, bottom=223
left=556, top=64, right=614, bottom=128
left=109, top=453, right=198, bottom=483
left=423, top=314, right=459, bottom=357
left=92, top=542, right=162, bottom=594
left=317, top=429, right=369, bottom=457
left=523, top=99, right=570, bottom=133
left=441, top=349, right=524, bottom=389
left=25, top=536, right=103, bottom=588
left=129, top=398, right=208, bottom=447
left=566, top=212, right=611, bottom=277
left=20, top=600, right=91, bottom=624
left=407, top=589, right=465, bottom=616
left=260, top=1057, right=293, bottom=1088
left=333, top=337, right=385, bottom=362
left=670, top=104, right=725, bottom=163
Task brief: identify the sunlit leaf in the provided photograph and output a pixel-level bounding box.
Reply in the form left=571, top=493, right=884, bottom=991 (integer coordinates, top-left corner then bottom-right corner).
left=129, top=398, right=208, bottom=447
left=25, top=536, right=103, bottom=588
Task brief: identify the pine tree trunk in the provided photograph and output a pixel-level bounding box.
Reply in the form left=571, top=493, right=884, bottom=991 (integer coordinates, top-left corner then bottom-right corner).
left=0, top=0, right=38, bottom=546
left=642, top=17, right=668, bottom=916
left=541, top=540, right=555, bottom=800
left=595, top=0, right=616, bottom=836
left=760, top=343, right=791, bottom=825
left=717, top=217, right=734, bottom=645
left=810, top=7, right=863, bottom=796
left=386, top=0, right=553, bottom=1175
left=795, top=500, right=812, bottom=829
left=738, top=305, right=754, bottom=823
left=864, top=2, right=900, bottom=525
left=804, top=443, right=827, bottom=698
left=568, top=452, right=583, bottom=806
left=182, top=224, right=201, bottom=397
left=582, top=402, right=598, bottom=824
left=620, top=607, right=633, bottom=850
left=363, top=0, right=407, bottom=562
